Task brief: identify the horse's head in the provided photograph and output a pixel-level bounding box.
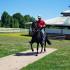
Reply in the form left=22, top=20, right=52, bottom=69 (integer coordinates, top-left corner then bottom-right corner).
left=31, top=21, right=38, bottom=34
left=32, top=21, right=37, bottom=29
left=31, top=21, right=43, bottom=40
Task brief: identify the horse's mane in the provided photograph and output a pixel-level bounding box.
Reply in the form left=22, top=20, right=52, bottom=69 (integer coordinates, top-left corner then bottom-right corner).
left=32, top=21, right=37, bottom=29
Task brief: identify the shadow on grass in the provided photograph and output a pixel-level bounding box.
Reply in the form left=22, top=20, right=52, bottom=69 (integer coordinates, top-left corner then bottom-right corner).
left=20, top=34, right=31, bottom=37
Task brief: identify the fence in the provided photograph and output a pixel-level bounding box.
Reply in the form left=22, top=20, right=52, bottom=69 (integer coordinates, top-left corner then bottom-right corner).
left=46, top=28, right=70, bottom=35
left=0, top=28, right=29, bottom=33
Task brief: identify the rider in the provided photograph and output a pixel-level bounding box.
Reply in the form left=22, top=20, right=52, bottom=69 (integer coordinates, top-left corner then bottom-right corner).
left=36, top=16, right=46, bottom=43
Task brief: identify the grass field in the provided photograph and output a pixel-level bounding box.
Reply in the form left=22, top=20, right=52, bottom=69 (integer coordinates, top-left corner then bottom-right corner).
left=0, top=32, right=31, bottom=57
left=0, top=32, right=70, bottom=70
left=21, top=40, right=70, bottom=70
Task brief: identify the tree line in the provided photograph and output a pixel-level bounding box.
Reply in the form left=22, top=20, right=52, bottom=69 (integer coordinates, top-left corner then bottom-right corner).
left=0, top=11, right=35, bottom=28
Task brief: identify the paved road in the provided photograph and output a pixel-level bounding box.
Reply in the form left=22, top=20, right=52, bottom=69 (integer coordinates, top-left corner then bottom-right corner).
left=0, top=48, right=57, bottom=70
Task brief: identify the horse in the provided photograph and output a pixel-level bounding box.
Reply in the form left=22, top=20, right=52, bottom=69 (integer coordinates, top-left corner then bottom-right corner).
left=29, top=21, right=51, bottom=56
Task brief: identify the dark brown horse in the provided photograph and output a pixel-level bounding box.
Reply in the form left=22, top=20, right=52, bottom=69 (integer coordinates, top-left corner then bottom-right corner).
left=29, top=21, right=51, bottom=56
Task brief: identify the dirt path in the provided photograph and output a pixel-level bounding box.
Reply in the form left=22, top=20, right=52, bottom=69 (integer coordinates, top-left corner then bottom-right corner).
left=0, top=48, right=57, bottom=70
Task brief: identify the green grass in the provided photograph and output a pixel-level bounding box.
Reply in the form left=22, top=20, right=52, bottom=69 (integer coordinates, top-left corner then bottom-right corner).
left=21, top=40, right=70, bottom=70
left=0, top=33, right=70, bottom=70
left=0, top=32, right=31, bottom=57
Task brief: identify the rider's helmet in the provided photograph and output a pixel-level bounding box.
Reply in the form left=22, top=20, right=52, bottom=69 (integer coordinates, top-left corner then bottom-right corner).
left=38, top=16, right=41, bottom=19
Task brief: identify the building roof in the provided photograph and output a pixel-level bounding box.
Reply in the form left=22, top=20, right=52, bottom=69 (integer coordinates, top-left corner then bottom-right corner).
left=61, top=10, right=70, bottom=13
left=45, top=16, right=70, bottom=26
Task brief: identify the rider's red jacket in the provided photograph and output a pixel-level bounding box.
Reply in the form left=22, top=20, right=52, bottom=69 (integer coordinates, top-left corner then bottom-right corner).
left=37, top=20, right=46, bottom=28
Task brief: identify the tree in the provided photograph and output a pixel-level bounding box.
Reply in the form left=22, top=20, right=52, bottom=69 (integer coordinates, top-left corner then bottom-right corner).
left=13, top=13, right=25, bottom=28
left=23, top=15, right=31, bottom=23
left=1, top=11, right=11, bottom=27
left=9, top=17, right=19, bottom=28
left=11, top=19, right=19, bottom=28
left=1, top=11, right=35, bottom=28
left=23, top=15, right=35, bottom=28
left=0, top=20, right=2, bottom=27
left=30, top=16, right=36, bottom=22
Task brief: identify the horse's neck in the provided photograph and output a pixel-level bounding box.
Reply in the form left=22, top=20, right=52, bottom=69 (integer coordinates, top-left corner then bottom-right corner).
left=36, top=31, right=41, bottom=38
left=32, top=22, right=37, bottom=29
left=32, top=30, right=39, bottom=36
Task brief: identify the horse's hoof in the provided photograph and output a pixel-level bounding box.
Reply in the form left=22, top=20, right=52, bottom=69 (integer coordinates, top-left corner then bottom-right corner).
left=41, top=50, right=43, bottom=53
left=35, top=54, right=38, bottom=56
left=44, top=49, right=46, bottom=52
left=32, top=49, right=34, bottom=52
left=40, top=51, right=42, bottom=53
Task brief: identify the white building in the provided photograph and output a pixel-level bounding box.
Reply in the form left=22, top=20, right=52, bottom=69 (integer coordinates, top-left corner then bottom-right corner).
left=45, top=10, right=70, bottom=26
left=45, top=10, right=70, bottom=39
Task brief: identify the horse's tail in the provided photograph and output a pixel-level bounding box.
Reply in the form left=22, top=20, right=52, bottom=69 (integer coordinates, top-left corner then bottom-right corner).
left=45, top=34, right=51, bottom=45
left=46, top=39, right=51, bottom=45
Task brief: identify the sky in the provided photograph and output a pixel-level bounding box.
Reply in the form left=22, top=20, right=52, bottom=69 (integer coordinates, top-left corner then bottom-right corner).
left=0, top=0, right=70, bottom=20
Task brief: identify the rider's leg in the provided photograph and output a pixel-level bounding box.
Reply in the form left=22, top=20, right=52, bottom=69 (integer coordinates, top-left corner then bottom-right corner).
left=41, top=28, right=45, bottom=44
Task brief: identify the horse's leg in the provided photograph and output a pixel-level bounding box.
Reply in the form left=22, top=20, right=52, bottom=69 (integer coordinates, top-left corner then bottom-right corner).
left=30, top=41, right=34, bottom=52
left=40, top=43, right=43, bottom=53
left=44, top=41, right=46, bottom=52
left=44, top=37, right=46, bottom=52
left=36, top=43, right=39, bottom=56
left=45, top=40, right=46, bottom=47
left=41, top=29, right=46, bottom=52
left=40, top=41, right=46, bottom=53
